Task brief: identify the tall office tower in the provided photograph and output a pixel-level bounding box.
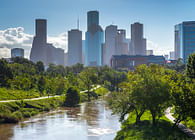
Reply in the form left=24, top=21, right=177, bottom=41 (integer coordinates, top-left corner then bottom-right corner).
left=30, top=19, right=65, bottom=67
left=68, top=29, right=82, bottom=66
left=116, top=29, right=128, bottom=55
left=103, top=26, right=129, bottom=66
left=85, top=11, right=104, bottom=66
left=170, top=51, right=175, bottom=60
left=30, top=19, right=47, bottom=64
left=11, top=48, right=24, bottom=58
left=175, top=21, right=195, bottom=63
left=87, top=11, right=99, bottom=30
left=104, top=25, right=118, bottom=66
left=146, top=50, right=153, bottom=56
left=131, top=22, right=146, bottom=55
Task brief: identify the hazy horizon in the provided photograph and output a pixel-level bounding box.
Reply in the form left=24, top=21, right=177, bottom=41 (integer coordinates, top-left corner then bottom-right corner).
left=1, top=0, right=195, bottom=58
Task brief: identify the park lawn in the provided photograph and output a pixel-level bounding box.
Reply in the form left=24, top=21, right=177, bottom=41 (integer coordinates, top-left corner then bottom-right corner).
left=0, top=96, right=64, bottom=123
left=0, top=88, right=40, bottom=101
left=115, top=111, right=191, bottom=140
left=171, top=107, right=195, bottom=131
left=95, top=86, right=109, bottom=96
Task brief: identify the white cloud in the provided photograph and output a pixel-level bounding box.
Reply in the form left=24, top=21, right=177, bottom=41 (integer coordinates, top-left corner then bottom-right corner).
left=147, top=40, right=172, bottom=56
left=0, top=47, right=11, bottom=58
left=0, top=27, right=68, bottom=59
left=47, top=32, right=68, bottom=52
left=0, top=27, right=33, bottom=58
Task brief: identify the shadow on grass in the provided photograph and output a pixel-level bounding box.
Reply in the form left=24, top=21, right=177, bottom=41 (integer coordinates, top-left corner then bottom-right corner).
left=115, top=120, right=191, bottom=140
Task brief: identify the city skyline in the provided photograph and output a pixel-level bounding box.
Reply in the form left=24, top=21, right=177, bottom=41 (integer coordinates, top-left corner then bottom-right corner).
left=1, top=0, right=195, bottom=58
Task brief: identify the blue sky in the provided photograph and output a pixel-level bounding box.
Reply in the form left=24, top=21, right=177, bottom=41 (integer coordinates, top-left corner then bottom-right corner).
left=0, top=0, right=195, bottom=58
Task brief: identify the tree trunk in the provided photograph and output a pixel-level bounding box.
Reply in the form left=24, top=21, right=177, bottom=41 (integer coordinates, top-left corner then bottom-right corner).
left=135, top=109, right=145, bottom=124
left=87, top=91, right=90, bottom=102
left=152, top=113, right=156, bottom=126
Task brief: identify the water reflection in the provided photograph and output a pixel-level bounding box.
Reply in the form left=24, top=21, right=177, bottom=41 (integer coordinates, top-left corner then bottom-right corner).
left=0, top=100, right=120, bottom=140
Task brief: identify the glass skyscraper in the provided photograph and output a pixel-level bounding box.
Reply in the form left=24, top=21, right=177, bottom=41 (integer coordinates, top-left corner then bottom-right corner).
left=85, top=11, right=104, bottom=66
left=175, top=21, right=195, bottom=63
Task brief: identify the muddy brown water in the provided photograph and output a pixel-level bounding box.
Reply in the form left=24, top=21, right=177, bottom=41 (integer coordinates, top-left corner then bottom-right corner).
left=0, top=100, right=121, bottom=140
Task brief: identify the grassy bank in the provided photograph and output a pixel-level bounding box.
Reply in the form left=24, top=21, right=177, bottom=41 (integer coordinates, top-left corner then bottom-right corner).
left=0, top=88, right=40, bottom=101
left=0, top=96, right=64, bottom=123
left=0, top=86, right=107, bottom=124
left=171, top=107, right=195, bottom=131
left=115, top=111, right=191, bottom=140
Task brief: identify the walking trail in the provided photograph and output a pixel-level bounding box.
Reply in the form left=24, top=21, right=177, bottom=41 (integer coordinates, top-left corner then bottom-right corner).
left=0, top=85, right=101, bottom=103
left=165, top=107, right=195, bottom=140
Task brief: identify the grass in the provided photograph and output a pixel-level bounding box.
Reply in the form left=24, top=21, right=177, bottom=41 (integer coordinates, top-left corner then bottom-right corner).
left=171, top=107, right=195, bottom=131
left=0, top=88, right=40, bottom=101
left=0, top=85, right=106, bottom=124
left=115, top=111, right=191, bottom=140
left=95, top=87, right=109, bottom=96
left=0, top=96, right=65, bottom=123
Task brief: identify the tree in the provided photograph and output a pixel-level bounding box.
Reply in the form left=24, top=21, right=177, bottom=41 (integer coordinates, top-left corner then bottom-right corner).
left=186, top=52, right=195, bottom=79
left=64, top=87, right=80, bottom=107
left=108, top=64, right=171, bottom=125
left=0, top=59, right=13, bottom=87
left=36, top=61, right=45, bottom=73
left=170, top=75, right=195, bottom=127
left=79, top=68, right=98, bottom=101
left=38, top=76, right=46, bottom=95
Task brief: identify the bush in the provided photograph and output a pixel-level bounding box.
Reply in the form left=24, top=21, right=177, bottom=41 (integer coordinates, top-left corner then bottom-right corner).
left=64, top=87, right=80, bottom=107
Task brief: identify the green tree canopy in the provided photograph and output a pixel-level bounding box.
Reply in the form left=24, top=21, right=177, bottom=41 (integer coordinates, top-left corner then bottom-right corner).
left=186, top=52, right=195, bottom=79
left=0, top=59, right=13, bottom=87
left=65, top=87, right=80, bottom=107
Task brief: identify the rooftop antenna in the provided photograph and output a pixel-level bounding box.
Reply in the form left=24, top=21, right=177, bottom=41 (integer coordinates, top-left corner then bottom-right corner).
left=77, top=17, right=79, bottom=30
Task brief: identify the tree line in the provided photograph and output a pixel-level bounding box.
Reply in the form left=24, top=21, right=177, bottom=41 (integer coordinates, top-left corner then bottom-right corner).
left=108, top=53, right=195, bottom=127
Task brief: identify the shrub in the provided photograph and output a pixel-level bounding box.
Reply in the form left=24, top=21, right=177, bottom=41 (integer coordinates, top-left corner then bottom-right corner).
left=64, top=87, right=80, bottom=107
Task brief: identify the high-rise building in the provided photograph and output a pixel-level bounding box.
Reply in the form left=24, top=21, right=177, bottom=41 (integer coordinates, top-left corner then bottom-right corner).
left=175, top=21, right=195, bottom=63
left=87, top=11, right=99, bottom=30
left=116, top=30, right=129, bottom=55
left=170, top=51, right=175, bottom=60
left=164, top=54, right=169, bottom=60
left=11, top=48, right=24, bottom=58
left=85, top=11, right=104, bottom=66
left=68, top=29, right=82, bottom=66
left=103, top=25, right=129, bottom=66
left=130, top=22, right=146, bottom=55
left=30, top=19, right=65, bottom=67
left=103, top=25, right=117, bottom=66
left=146, top=50, right=153, bottom=55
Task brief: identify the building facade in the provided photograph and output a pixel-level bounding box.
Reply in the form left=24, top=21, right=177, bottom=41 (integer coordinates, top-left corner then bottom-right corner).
left=130, top=22, right=146, bottom=55
left=175, top=21, right=195, bottom=63
left=11, top=48, right=24, bottom=58
left=30, top=19, right=65, bottom=67
left=146, top=50, right=153, bottom=55
left=68, top=29, right=82, bottom=66
left=103, top=25, right=130, bottom=66
left=85, top=11, right=104, bottom=66
left=111, top=55, right=165, bottom=70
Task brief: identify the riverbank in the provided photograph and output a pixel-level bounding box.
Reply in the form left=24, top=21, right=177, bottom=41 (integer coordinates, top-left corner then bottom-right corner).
left=115, top=111, right=191, bottom=140
left=0, top=96, right=64, bottom=123
left=0, top=86, right=106, bottom=124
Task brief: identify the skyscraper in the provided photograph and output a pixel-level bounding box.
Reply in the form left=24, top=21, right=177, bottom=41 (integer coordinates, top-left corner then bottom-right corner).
left=87, top=11, right=99, bottom=30
left=30, top=19, right=47, bottom=64
left=175, top=21, right=195, bottom=63
left=103, top=25, right=129, bottom=66
left=85, top=11, right=104, bottom=66
left=68, top=29, right=82, bottom=66
left=103, top=25, right=117, bottom=66
left=130, top=22, right=146, bottom=55
left=30, top=19, right=65, bottom=67
left=116, top=29, right=128, bottom=55
left=11, top=48, right=24, bottom=58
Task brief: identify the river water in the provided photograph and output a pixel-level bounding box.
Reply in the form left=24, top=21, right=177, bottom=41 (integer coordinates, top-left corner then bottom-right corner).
left=0, top=100, right=121, bottom=140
